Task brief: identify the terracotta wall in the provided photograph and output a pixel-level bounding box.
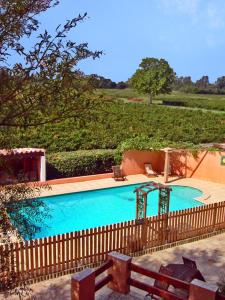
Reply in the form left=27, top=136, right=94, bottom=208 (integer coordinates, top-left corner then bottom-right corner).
left=121, top=151, right=164, bottom=176
left=43, top=173, right=113, bottom=186
left=121, top=150, right=225, bottom=184
left=170, top=150, right=225, bottom=184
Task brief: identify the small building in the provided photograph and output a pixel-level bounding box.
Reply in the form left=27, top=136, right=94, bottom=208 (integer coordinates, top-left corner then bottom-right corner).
left=0, top=148, right=46, bottom=184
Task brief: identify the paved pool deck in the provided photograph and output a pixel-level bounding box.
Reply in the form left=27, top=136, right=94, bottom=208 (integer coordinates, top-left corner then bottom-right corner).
left=3, top=232, right=225, bottom=300
left=40, top=174, right=225, bottom=205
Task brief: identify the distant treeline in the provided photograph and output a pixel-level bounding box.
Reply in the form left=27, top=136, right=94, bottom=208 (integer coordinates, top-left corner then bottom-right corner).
left=88, top=74, right=128, bottom=89
left=173, top=75, right=225, bottom=94
left=89, top=73, right=225, bottom=94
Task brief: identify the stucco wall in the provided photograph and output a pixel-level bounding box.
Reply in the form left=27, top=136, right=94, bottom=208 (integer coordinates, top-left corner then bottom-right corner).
left=121, top=150, right=225, bottom=184
left=44, top=173, right=113, bottom=185
left=121, top=150, right=164, bottom=176
left=171, top=150, right=225, bottom=184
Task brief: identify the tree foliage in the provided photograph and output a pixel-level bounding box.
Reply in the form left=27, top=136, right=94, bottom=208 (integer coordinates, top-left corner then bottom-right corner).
left=88, top=74, right=128, bottom=89
left=195, top=76, right=209, bottom=89
left=173, top=75, right=225, bottom=95
left=216, top=76, right=225, bottom=90
left=130, top=57, right=175, bottom=104
left=0, top=1, right=102, bottom=137
left=0, top=179, right=50, bottom=296
left=114, top=135, right=200, bottom=164
left=0, top=0, right=59, bottom=60
left=0, top=0, right=102, bottom=297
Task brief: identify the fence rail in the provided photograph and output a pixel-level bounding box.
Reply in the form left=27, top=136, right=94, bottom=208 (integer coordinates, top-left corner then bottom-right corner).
left=1, top=201, right=225, bottom=283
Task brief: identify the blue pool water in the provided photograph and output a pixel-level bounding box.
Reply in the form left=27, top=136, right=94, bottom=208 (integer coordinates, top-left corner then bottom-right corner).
left=17, top=183, right=203, bottom=240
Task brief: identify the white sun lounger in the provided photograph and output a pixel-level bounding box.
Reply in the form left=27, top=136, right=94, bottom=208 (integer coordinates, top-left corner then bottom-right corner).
left=144, top=163, right=158, bottom=177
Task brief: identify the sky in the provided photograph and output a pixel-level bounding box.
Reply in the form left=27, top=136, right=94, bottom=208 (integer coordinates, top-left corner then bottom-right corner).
left=22, top=0, right=225, bottom=82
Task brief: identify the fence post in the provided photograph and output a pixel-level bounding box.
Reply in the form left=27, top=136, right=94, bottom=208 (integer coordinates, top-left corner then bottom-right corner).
left=189, top=279, right=218, bottom=300
left=158, top=214, right=168, bottom=245
left=107, top=252, right=132, bottom=294
left=71, top=268, right=95, bottom=300
left=162, top=213, right=169, bottom=243
left=141, top=218, right=148, bottom=248
left=212, top=203, right=218, bottom=231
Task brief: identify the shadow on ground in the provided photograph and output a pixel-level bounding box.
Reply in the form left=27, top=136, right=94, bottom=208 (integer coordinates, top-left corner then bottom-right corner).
left=2, top=234, right=225, bottom=300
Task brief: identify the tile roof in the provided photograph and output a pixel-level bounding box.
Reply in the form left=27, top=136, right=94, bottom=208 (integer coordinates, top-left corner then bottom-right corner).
left=0, top=148, right=45, bottom=156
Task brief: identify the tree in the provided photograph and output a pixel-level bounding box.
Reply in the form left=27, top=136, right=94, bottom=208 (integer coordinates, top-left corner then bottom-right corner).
left=89, top=74, right=117, bottom=89
left=0, top=180, right=50, bottom=297
left=182, top=76, right=193, bottom=84
left=173, top=76, right=194, bottom=92
left=195, top=76, right=209, bottom=89
left=130, top=57, right=175, bottom=105
left=116, top=81, right=127, bottom=89
left=216, top=76, right=225, bottom=90
left=0, top=0, right=101, bottom=297
left=0, top=0, right=102, bottom=137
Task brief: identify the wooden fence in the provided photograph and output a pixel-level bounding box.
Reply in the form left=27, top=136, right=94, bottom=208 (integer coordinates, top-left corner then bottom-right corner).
left=1, top=201, right=225, bottom=283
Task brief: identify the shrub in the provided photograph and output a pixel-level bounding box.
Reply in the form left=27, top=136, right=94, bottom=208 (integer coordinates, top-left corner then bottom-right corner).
left=46, top=149, right=116, bottom=179
left=114, top=135, right=200, bottom=164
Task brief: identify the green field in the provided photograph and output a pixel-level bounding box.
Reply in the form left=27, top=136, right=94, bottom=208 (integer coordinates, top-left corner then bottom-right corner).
left=99, top=89, right=225, bottom=111
left=156, top=92, right=225, bottom=112
left=13, top=98, right=225, bottom=152
left=97, top=88, right=151, bottom=103
left=9, top=87, right=225, bottom=180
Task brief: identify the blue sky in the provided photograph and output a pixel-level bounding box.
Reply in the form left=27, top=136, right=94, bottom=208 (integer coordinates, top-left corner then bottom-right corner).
left=24, top=0, right=225, bottom=82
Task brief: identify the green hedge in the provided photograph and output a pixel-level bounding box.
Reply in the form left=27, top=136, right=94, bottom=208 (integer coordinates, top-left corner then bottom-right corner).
left=46, top=149, right=116, bottom=179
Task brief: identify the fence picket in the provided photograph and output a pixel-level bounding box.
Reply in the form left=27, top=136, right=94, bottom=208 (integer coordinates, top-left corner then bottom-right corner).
left=39, top=238, right=44, bottom=276
left=34, top=240, right=39, bottom=277
left=1, top=201, right=225, bottom=282
left=20, top=242, right=24, bottom=277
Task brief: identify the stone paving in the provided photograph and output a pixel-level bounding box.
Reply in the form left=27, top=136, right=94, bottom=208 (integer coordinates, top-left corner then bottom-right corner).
left=40, top=174, right=225, bottom=205
left=2, top=232, right=225, bottom=299
left=39, top=174, right=150, bottom=197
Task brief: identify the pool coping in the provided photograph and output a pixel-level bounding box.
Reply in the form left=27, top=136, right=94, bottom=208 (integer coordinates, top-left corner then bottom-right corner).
left=38, top=174, right=216, bottom=204
left=38, top=174, right=225, bottom=205
left=39, top=182, right=206, bottom=207
left=195, top=193, right=211, bottom=202
left=38, top=181, right=150, bottom=199
left=43, top=173, right=114, bottom=186
left=167, top=184, right=210, bottom=202
left=39, top=175, right=151, bottom=198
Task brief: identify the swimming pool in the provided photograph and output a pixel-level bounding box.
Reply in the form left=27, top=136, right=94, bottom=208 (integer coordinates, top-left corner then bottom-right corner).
left=15, top=183, right=203, bottom=240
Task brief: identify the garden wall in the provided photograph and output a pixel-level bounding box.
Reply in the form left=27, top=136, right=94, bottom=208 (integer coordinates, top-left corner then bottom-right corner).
left=121, top=150, right=165, bottom=175
left=45, top=173, right=113, bottom=185
left=171, top=150, right=225, bottom=184
left=122, top=150, right=225, bottom=184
